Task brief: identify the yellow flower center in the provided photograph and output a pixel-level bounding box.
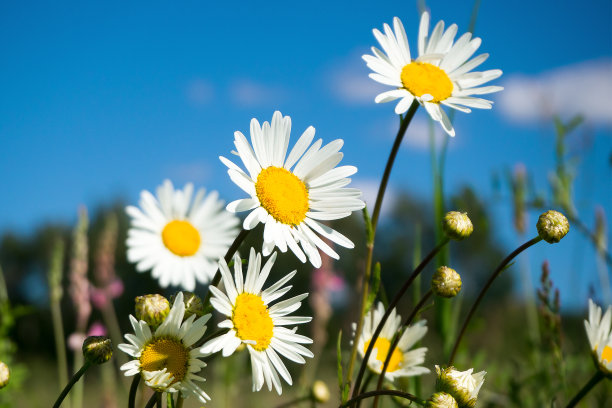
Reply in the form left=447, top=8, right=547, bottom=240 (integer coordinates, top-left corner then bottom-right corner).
left=161, top=220, right=201, bottom=256
left=255, top=166, right=309, bottom=226
left=363, top=337, right=403, bottom=372
left=232, top=293, right=274, bottom=351
left=400, top=62, right=453, bottom=103
left=140, top=338, right=189, bottom=383
left=602, top=345, right=612, bottom=364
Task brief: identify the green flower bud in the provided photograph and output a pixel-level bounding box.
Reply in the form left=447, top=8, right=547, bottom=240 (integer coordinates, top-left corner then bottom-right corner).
left=537, top=210, right=569, bottom=243
left=135, top=294, right=170, bottom=328
left=0, top=362, right=9, bottom=389
left=311, top=380, right=330, bottom=403
left=426, top=392, right=459, bottom=408
left=436, top=365, right=486, bottom=408
left=442, top=212, right=473, bottom=241
left=170, top=291, right=204, bottom=320
left=82, top=336, right=113, bottom=365
left=431, top=266, right=462, bottom=298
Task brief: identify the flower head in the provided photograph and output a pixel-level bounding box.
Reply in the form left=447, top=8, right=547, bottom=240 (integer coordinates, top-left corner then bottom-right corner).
left=426, top=392, right=459, bottom=408
left=83, top=336, right=113, bottom=365
left=584, top=298, right=612, bottom=376
left=0, top=362, right=9, bottom=389
left=356, top=302, right=429, bottom=380
left=536, top=210, right=569, bottom=244
left=442, top=211, right=473, bottom=240
left=220, top=111, right=365, bottom=268
left=201, top=248, right=314, bottom=394
left=126, top=180, right=239, bottom=290
left=119, top=292, right=211, bottom=402
left=435, top=365, right=486, bottom=408
left=431, top=266, right=462, bottom=298
left=363, top=13, right=503, bottom=136
left=135, top=294, right=171, bottom=328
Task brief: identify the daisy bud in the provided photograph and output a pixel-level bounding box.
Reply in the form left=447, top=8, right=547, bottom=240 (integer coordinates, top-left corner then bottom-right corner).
left=82, top=336, right=113, bottom=365
left=442, top=212, right=473, bottom=241
left=0, top=362, right=9, bottom=389
left=436, top=365, right=486, bottom=408
left=311, top=380, right=330, bottom=403
left=135, top=294, right=170, bottom=328
left=426, top=392, right=458, bottom=408
left=537, top=210, right=569, bottom=243
left=171, top=291, right=204, bottom=320
left=431, top=266, right=462, bottom=298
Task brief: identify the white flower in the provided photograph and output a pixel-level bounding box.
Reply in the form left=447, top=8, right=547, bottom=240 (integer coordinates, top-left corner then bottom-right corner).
left=363, top=12, right=503, bottom=136
left=356, top=302, right=429, bottom=380
left=201, top=248, right=314, bottom=394
left=220, top=111, right=365, bottom=268
left=126, top=180, right=240, bottom=290
left=118, top=292, right=211, bottom=403
left=436, top=365, right=486, bottom=408
left=584, top=298, right=612, bottom=375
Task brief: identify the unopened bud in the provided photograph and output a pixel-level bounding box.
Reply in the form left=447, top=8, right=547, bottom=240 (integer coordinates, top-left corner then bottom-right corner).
left=135, top=294, right=170, bottom=328
left=0, top=362, right=9, bottom=388
left=426, top=392, right=458, bottom=408
left=311, top=380, right=330, bottom=403
left=442, top=212, right=473, bottom=241
left=432, top=266, right=462, bottom=298
left=536, top=210, right=569, bottom=244
left=436, top=366, right=486, bottom=408
left=82, top=336, right=113, bottom=365
left=171, top=291, right=204, bottom=320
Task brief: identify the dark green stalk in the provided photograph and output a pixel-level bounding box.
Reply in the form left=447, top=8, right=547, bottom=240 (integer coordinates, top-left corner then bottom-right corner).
left=448, top=236, right=543, bottom=365
left=273, top=395, right=311, bottom=408
left=351, top=238, right=449, bottom=402
left=128, top=375, right=140, bottom=408
left=347, top=101, right=420, bottom=387
left=144, top=392, right=161, bottom=408
left=565, top=371, right=604, bottom=408
left=52, top=362, right=91, bottom=408
left=340, top=389, right=425, bottom=407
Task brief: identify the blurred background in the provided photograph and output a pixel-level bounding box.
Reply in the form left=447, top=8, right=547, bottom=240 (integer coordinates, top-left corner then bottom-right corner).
left=0, top=0, right=610, bottom=406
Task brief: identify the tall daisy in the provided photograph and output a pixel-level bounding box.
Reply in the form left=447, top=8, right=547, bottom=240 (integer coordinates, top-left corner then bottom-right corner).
left=356, top=302, right=429, bottom=380
left=220, top=111, right=365, bottom=268
left=118, top=292, right=211, bottom=403
left=363, top=12, right=503, bottom=136
left=126, top=180, right=239, bottom=290
left=584, top=298, right=612, bottom=375
left=201, top=248, right=313, bottom=394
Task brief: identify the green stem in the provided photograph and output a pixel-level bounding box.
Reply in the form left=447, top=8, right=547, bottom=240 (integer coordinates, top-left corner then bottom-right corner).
left=566, top=371, right=604, bottom=408
left=273, top=395, right=311, bottom=408
left=144, top=392, right=161, bottom=408
left=351, top=238, right=449, bottom=402
left=52, top=362, right=91, bottom=408
left=340, top=389, right=425, bottom=407
left=128, top=375, right=141, bottom=408
left=176, top=395, right=184, bottom=408
left=346, top=101, right=420, bottom=387
left=448, top=236, right=543, bottom=365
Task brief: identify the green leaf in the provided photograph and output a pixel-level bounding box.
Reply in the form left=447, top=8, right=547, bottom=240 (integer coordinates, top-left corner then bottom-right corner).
left=365, top=262, right=381, bottom=313
left=336, top=330, right=343, bottom=392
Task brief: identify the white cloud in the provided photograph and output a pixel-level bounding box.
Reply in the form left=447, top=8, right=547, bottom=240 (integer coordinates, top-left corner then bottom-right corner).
left=325, top=52, right=387, bottom=105
left=497, top=59, right=612, bottom=126
left=229, top=79, right=287, bottom=107
left=185, top=78, right=214, bottom=106
left=352, top=178, right=398, bottom=220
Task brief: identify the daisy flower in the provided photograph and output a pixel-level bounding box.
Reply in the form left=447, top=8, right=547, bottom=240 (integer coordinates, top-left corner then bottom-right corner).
left=201, top=248, right=313, bottom=394
left=584, top=298, right=612, bottom=375
left=118, top=292, right=211, bottom=403
left=356, top=302, right=429, bottom=380
left=363, top=12, right=503, bottom=136
left=436, top=365, right=486, bottom=408
left=220, top=111, right=365, bottom=268
left=126, top=180, right=239, bottom=290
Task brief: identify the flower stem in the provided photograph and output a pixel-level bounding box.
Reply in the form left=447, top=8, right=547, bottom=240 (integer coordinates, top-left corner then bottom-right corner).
left=373, top=290, right=433, bottom=408
left=52, top=362, right=91, bottom=408
left=566, top=371, right=604, bottom=408
left=346, top=101, right=419, bottom=387
left=351, top=238, right=449, bottom=402
left=340, top=389, right=425, bottom=407
left=128, top=375, right=141, bottom=408
left=176, top=395, right=184, bottom=408
left=448, top=236, right=542, bottom=365
left=144, top=392, right=161, bottom=408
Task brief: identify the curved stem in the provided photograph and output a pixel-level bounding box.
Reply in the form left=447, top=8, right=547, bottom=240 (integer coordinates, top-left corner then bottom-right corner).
left=566, top=371, right=604, bottom=408
left=346, top=102, right=420, bottom=387
left=340, top=389, right=425, bottom=407
left=128, top=375, right=141, bottom=408
left=448, top=236, right=542, bottom=365
left=52, top=362, right=91, bottom=408
left=373, top=290, right=433, bottom=408
left=352, top=238, right=449, bottom=401
left=273, top=395, right=311, bottom=408
left=203, top=228, right=250, bottom=305
left=144, top=392, right=161, bottom=408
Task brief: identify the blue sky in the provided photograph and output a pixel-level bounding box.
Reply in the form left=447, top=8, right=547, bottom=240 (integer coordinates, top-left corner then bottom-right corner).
left=1, top=0, right=611, bottom=309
